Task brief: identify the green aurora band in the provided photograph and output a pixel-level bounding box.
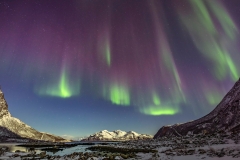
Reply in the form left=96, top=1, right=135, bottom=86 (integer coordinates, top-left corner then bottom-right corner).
left=110, top=83, right=130, bottom=106
left=140, top=105, right=179, bottom=116
left=29, top=0, right=239, bottom=117
left=137, top=1, right=185, bottom=116
left=105, top=40, right=111, bottom=67
left=152, top=92, right=161, bottom=106
left=179, top=0, right=239, bottom=81
left=36, top=67, right=80, bottom=98
left=102, top=82, right=130, bottom=106
left=140, top=92, right=179, bottom=116
left=205, top=92, right=223, bottom=106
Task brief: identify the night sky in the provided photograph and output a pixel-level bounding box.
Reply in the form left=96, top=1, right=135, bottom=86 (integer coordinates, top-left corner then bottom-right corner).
left=0, top=0, right=240, bottom=139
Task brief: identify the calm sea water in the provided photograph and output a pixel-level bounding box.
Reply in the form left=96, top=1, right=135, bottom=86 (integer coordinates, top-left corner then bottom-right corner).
left=0, top=142, right=118, bottom=156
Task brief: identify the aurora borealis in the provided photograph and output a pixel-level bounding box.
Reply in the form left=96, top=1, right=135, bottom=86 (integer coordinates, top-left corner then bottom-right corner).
left=0, top=0, right=240, bottom=138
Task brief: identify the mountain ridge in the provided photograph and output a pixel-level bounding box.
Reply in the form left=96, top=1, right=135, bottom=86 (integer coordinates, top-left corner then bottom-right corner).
left=82, top=129, right=153, bottom=141
left=154, top=78, right=240, bottom=138
left=0, top=88, right=68, bottom=142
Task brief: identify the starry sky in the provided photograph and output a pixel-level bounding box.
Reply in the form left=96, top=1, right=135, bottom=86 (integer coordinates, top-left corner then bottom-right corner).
left=0, top=0, right=240, bottom=139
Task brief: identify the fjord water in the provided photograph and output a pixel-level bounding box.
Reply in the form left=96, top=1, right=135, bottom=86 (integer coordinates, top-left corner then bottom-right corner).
left=0, top=142, right=118, bottom=156
left=0, top=143, right=92, bottom=156
left=0, top=143, right=32, bottom=153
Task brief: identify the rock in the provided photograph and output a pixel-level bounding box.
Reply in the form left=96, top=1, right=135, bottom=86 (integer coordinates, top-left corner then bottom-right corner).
left=187, top=149, right=195, bottom=155
left=108, top=155, right=114, bottom=160
left=120, top=154, right=128, bottom=159
left=115, top=156, right=124, bottom=159
left=166, top=152, right=175, bottom=156
left=39, top=151, right=46, bottom=158
left=198, top=149, right=206, bottom=154
left=13, top=154, right=20, bottom=157
left=216, top=151, right=225, bottom=157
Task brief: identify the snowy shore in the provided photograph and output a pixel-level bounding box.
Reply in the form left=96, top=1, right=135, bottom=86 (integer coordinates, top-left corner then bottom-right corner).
left=0, top=132, right=240, bottom=160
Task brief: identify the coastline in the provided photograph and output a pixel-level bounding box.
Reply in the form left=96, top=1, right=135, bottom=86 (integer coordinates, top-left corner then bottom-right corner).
left=0, top=131, right=240, bottom=159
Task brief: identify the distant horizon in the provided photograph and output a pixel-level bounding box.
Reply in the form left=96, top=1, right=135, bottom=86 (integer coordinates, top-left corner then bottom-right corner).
left=0, top=0, right=240, bottom=138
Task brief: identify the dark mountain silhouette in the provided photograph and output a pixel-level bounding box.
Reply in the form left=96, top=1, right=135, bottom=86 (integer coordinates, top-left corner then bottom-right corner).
left=154, top=78, right=240, bottom=138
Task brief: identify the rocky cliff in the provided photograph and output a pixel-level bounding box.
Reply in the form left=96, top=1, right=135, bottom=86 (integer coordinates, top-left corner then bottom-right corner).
left=154, top=78, right=240, bottom=138
left=0, top=88, right=67, bottom=142
left=0, top=89, right=10, bottom=118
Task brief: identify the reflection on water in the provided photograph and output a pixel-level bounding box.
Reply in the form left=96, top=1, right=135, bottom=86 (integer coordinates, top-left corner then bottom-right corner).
left=0, top=142, right=119, bottom=156
left=0, top=143, right=42, bottom=154
left=47, top=145, right=91, bottom=156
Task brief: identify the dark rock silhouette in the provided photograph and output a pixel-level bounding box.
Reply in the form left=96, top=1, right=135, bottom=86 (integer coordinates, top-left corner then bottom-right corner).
left=154, top=78, right=240, bottom=138
left=0, top=126, right=21, bottom=137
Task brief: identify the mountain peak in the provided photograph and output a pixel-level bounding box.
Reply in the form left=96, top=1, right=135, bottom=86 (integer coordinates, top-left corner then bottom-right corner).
left=0, top=88, right=10, bottom=118
left=82, top=130, right=153, bottom=141
left=0, top=88, right=67, bottom=142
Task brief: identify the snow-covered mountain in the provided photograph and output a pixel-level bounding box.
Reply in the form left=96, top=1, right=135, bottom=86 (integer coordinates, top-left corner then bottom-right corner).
left=154, top=78, right=240, bottom=138
left=82, top=130, right=153, bottom=141
left=0, top=88, right=68, bottom=142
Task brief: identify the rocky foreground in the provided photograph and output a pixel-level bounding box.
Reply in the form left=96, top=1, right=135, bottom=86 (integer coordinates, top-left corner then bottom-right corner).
left=0, top=131, right=240, bottom=159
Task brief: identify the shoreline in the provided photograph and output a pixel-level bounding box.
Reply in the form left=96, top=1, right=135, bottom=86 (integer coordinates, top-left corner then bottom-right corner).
left=0, top=132, right=240, bottom=159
